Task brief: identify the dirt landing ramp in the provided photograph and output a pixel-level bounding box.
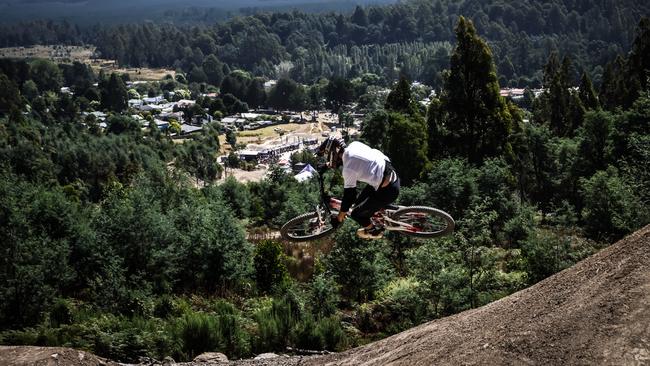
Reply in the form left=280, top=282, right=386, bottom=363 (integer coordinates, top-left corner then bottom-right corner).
left=302, top=225, right=650, bottom=366
left=0, top=346, right=118, bottom=366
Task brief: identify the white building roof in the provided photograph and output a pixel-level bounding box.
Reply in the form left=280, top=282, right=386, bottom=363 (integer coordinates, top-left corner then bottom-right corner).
left=181, top=124, right=202, bottom=134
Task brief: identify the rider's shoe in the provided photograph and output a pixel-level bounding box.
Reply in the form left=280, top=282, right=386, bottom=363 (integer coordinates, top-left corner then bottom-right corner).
left=357, top=225, right=384, bottom=239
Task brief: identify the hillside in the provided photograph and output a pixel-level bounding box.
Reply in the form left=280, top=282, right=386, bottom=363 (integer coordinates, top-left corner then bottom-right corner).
left=2, top=225, right=648, bottom=365
left=293, top=224, right=650, bottom=366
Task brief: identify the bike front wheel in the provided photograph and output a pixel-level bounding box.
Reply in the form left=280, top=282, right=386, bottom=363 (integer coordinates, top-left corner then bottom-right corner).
left=280, top=210, right=338, bottom=242
left=390, top=206, right=455, bottom=238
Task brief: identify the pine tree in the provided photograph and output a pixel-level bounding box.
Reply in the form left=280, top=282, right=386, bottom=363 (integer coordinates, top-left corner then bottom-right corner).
left=385, top=75, right=417, bottom=116
left=100, top=73, right=127, bottom=112
left=350, top=6, right=369, bottom=27
left=578, top=71, right=600, bottom=110
left=386, top=112, right=430, bottom=185
left=627, top=17, right=650, bottom=103
left=438, top=16, right=513, bottom=163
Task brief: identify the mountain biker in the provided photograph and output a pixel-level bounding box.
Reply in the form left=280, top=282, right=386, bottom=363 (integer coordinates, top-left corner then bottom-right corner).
left=316, top=136, right=400, bottom=239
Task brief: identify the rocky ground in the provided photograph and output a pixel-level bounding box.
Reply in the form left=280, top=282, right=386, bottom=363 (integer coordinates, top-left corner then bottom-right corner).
left=2, top=225, right=649, bottom=366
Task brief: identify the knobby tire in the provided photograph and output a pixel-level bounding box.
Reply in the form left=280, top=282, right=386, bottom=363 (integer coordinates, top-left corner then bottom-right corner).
left=391, top=206, right=455, bottom=238
left=280, top=211, right=337, bottom=242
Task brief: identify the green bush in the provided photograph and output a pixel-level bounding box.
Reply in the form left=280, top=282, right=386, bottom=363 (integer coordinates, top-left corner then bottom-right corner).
left=252, top=293, right=306, bottom=353
left=324, top=221, right=394, bottom=303
left=153, top=295, right=176, bottom=319
left=88, top=315, right=158, bottom=363
left=580, top=167, right=648, bottom=241
left=502, top=203, right=536, bottom=247
left=373, top=277, right=426, bottom=333
left=253, top=240, right=290, bottom=295
left=49, top=299, right=75, bottom=327
left=292, top=315, right=324, bottom=350
left=174, top=306, right=251, bottom=361
left=521, top=229, right=572, bottom=284
left=308, top=274, right=340, bottom=319
left=175, top=312, right=221, bottom=360
left=315, top=316, right=346, bottom=351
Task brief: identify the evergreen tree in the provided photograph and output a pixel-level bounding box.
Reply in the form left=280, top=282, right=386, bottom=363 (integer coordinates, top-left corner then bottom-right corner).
left=188, top=66, right=208, bottom=84
left=361, top=110, right=391, bottom=151
left=0, top=74, right=23, bottom=117
left=426, top=97, right=447, bottom=160
left=202, top=55, right=225, bottom=86
left=599, top=56, right=629, bottom=111
left=268, top=78, right=306, bottom=111
left=627, top=17, right=650, bottom=104
left=245, top=78, right=267, bottom=109
left=325, top=77, right=354, bottom=114
left=437, top=16, right=514, bottom=163
left=576, top=110, right=614, bottom=177
left=578, top=71, right=600, bottom=110
left=386, top=112, right=430, bottom=185
left=100, top=73, right=128, bottom=112
left=29, top=59, right=62, bottom=92
left=253, top=240, right=289, bottom=295
left=350, top=6, right=369, bottom=27
left=385, top=75, right=416, bottom=116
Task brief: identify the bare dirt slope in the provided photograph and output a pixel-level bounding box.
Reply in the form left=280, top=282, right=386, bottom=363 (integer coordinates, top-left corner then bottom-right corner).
left=0, top=346, right=118, bottom=366
left=2, top=225, right=649, bottom=366
left=296, top=224, right=650, bottom=366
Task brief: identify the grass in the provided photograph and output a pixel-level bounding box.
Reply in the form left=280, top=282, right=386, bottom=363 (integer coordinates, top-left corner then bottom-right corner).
left=237, top=123, right=303, bottom=138
left=0, top=45, right=95, bottom=62
left=0, top=44, right=173, bottom=81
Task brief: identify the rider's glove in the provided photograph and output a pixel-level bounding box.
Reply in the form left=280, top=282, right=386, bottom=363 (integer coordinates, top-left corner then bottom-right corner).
left=330, top=214, right=341, bottom=229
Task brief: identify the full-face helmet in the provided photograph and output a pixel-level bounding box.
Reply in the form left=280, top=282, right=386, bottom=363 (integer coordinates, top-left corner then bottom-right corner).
left=316, top=136, right=346, bottom=168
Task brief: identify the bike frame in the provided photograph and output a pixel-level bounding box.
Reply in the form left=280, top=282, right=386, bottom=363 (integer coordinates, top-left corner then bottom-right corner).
left=314, top=168, right=426, bottom=234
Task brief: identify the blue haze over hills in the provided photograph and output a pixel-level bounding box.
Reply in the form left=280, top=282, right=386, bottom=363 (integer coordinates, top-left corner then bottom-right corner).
left=0, top=0, right=396, bottom=24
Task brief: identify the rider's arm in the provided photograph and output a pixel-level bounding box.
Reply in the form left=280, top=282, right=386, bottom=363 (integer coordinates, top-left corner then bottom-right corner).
left=339, top=187, right=357, bottom=220
left=338, top=166, right=357, bottom=221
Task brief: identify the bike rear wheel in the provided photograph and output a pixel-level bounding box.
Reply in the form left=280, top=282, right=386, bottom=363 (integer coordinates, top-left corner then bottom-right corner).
left=390, top=206, right=455, bottom=238
left=280, top=210, right=338, bottom=242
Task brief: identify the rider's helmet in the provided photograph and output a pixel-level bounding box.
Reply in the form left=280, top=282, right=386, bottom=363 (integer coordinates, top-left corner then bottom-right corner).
left=316, top=136, right=346, bottom=168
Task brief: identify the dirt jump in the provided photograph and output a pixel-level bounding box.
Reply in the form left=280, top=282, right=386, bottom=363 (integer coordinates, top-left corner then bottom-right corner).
left=293, top=224, right=650, bottom=366
left=2, top=225, right=649, bottom=365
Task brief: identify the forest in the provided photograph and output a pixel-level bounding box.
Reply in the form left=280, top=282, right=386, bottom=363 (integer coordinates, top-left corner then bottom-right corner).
left=0, top=0, right=649, bottom=363
left=0, top=0, right=397, bottom=25
left=1, top=0, right=649, bottom=90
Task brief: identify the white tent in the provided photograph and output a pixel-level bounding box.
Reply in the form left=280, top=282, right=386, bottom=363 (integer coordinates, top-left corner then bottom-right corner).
left=294, top=164, right=316, bottom=182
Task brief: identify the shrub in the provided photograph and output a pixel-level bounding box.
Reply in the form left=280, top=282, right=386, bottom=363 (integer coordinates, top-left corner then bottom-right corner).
left=323, top=221, right=394, bottom=303
left=373, top=277, right=426, bottom=333
left=176, top=312, right=220, bottom=360
left=292, top=315, right=323, bottom=350
left=315, top=316, right=346, bottom=351
left=502, top=203, right=536, bottom=247
left=521, top=229, right=572, bottom=284
left=153, top=295, right=176, bottom=319
left=49, top=299, right=75, bottom=327
left=254, top=240, right=290, bottom=295
left=580, top=167, right=648, bottom=241
left=252, top=296, right=301, bottom=353
left=308, top=274, right=340, bottom=319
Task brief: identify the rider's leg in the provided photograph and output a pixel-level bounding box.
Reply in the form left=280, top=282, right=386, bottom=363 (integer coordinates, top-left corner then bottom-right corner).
left=351, top=185, right=375, bottom=226
left=351, top=178, right=400, bottom=229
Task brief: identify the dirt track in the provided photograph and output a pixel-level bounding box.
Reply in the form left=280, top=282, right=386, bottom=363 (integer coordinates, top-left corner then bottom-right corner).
left=2, top=225, right=649, bottom=365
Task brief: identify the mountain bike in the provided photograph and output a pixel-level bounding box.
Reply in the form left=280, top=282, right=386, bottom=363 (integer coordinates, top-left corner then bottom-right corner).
left=280, top=166, right=455, bottom=242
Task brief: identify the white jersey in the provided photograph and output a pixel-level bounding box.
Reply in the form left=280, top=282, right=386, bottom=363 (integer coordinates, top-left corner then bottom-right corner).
left=342, top=141, right=389, bottom=190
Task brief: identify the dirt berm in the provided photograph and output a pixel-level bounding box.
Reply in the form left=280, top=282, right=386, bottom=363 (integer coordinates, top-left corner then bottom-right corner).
left=2, top=225, right=649, bottom=366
